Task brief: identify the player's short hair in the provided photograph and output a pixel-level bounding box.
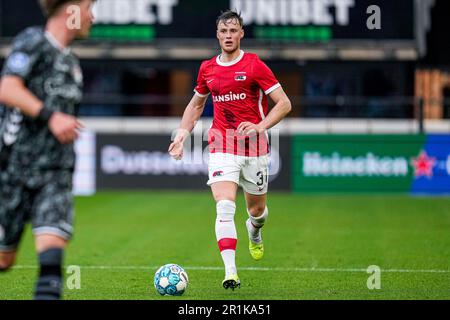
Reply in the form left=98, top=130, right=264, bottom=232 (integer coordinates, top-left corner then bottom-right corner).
left=38, top=0, right=94, bottom=18
left=39, top=0, right=77, bottom=17
left=216, top=10, right=244, bottom=28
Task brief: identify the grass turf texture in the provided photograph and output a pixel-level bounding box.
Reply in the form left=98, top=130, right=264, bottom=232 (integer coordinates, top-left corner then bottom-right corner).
left=0, top=191, right=449, bottom=300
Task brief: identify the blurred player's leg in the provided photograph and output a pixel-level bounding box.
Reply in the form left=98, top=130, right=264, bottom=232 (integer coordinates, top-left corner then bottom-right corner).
left=0, top=179, right=26, bottom=271
left=0, top=251, right=17, bottom=271
left=33, top=234, right=67, bottom=300
left=245, top=193, right=268, bottom=261
left=211, top=181, right=241, bottom=290
left=31, top=170, right=73, bottom=300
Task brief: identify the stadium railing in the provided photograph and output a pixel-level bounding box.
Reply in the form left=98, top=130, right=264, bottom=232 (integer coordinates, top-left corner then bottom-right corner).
left=79, top=95, right=450, bottom=134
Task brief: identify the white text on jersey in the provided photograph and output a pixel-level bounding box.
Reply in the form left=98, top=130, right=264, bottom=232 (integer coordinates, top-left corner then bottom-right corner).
left=213, top=92, right=247, bottom=103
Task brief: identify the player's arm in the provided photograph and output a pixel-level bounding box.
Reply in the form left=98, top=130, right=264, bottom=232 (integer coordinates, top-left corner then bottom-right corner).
left=0, top=76, right=45, bottom=117
left=0, top=75, right=82, bottom=144
left=238, top=86, right=292, bottom=135
left=168, top=94, right=208, bottom=160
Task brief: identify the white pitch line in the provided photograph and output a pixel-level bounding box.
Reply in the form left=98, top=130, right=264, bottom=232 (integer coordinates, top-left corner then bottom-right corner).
left=11, top=265, right=450, bottom=273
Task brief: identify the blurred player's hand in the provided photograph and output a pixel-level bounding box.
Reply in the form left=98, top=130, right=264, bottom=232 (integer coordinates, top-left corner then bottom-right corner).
left=237, top=122, right=265, bottom=136
left=48, top=112, right=83, bottom=144
left=168, top=139, right=184, bottom=160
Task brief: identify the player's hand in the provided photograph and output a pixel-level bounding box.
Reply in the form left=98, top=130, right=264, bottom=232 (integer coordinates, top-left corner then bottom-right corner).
left=48, top=112, right=83, bottom=144
left=237, top=122, right=265, bottom=136
left=168, top=140, right=184, bottom=160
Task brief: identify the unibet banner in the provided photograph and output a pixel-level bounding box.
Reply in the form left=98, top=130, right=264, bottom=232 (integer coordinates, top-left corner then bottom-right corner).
left=90, top=0, right=414, bottom=41
left=0, top=0, right=415, bottom=42
left=292, top=135, right=450, bottom=194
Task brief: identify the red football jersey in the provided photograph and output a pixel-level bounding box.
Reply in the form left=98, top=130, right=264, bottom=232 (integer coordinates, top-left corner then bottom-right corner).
left=194, top=50, right=281, bottom=156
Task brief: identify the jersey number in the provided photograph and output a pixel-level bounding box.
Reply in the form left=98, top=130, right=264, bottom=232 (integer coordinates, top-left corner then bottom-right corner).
left=257, top=171, right=267, bottom=186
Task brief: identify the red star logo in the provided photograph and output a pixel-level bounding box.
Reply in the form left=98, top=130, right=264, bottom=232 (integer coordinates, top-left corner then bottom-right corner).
left=411, top=151, right=436, bottom=178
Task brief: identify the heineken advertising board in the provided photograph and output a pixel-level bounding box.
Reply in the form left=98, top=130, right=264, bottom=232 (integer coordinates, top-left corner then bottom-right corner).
left=1, top=0, right=415, bottom=42
left=292, top=135, right=450, bottom=194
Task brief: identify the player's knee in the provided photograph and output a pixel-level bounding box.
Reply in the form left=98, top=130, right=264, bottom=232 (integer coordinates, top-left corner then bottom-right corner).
left=247, top=204, right=266, bottom=217
left=35, top=234, right=68, bottom=253
left=211, top=182, right=237, bottom=203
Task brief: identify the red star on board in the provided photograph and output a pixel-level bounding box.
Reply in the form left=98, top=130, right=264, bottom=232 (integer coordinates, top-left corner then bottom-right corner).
left=411, top=151, right=436, bottom=178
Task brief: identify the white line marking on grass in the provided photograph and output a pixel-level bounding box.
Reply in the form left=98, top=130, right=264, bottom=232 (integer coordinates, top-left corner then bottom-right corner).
left=12, top=265, right=450, bottom=273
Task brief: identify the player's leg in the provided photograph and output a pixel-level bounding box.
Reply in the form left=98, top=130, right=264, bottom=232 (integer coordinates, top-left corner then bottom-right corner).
left=33, top=234, right=67, bottom=300
left=31, top=173, right=74, bottom=300
left=241, top=155, right=270, bottom=260
left=35, top=234, right=67, bottom=252
left=207, top=153, right=241, bottom=290
left=244, top=192, right=268, bottom=260
left=0, top=178, right=27, bottom=271
left=0, top=251, right=17, bottom=271
left=211, top=181, right=240, bottom=289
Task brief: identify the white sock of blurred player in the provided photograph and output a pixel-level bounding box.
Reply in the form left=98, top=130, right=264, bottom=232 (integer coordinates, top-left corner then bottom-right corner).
left=215, top=200, right=237, bottom=277
left=246, top=207, right=269, bottom=244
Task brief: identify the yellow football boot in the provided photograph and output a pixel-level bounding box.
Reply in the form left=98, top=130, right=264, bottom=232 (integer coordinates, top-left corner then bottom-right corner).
left=249, top=240, right=264, bottom=261
left=222, top=274, right=241, bottom=290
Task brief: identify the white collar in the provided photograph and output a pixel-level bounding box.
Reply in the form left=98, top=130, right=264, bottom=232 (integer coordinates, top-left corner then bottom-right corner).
left=216, top=50, right=244, bottom=67
left=45, top=31, right=71, bottom=55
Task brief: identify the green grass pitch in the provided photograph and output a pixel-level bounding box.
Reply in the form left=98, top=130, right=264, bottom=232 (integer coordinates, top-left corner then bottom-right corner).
left=1, top=191, right=449, bottom=300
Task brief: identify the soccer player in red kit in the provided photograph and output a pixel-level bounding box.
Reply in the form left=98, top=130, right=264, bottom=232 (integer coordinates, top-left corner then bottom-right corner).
left=169, top=10, right=291, bottom=290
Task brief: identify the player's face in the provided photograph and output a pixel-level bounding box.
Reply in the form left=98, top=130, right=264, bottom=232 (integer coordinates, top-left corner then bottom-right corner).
left=216, top=19, right=244, bottom=54
left=76, top=0, right=95, bottom=38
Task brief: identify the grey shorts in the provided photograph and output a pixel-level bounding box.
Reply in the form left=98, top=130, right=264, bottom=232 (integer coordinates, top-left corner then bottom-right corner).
left=0, top=172, right=74, bottom=252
